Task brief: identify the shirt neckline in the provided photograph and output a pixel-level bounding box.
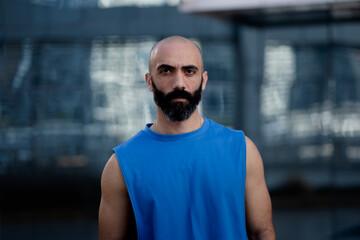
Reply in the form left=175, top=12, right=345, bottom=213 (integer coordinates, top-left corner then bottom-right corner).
left=143, top=117, right=210, bottom=142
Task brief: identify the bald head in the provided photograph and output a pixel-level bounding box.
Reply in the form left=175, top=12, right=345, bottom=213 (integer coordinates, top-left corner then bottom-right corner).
left=148, top=36, right=204, bottom=74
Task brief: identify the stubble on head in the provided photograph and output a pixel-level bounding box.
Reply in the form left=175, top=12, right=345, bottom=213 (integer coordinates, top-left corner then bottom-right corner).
left=148, top=36, right=204, bottom=73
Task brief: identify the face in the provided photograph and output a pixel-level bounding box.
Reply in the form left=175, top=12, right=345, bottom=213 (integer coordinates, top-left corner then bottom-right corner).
left=145, top=38, right=208, bottom=121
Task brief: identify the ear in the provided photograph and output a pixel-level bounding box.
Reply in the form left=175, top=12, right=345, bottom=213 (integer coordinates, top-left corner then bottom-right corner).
left=201, top=71, right=208, bottom=91
left=145, top=73, right=154, bottom=92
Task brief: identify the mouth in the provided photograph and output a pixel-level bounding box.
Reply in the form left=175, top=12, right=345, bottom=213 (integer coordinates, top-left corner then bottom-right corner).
left=171, top=98, right=188, bottom=103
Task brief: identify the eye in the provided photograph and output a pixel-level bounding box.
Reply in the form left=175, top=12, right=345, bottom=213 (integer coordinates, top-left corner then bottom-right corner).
left=160, top=68, right=170, bottom=74
left=186, top=69, right=196, bottom=75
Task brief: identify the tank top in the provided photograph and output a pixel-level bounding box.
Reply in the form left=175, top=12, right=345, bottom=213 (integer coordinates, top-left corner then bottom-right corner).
left=113, top=117, right=248, bottom=240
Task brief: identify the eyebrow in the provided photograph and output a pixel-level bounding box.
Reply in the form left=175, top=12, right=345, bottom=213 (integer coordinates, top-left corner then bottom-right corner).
left=157, top=64, right=175, bottom=71
left=182, top=65, right=199, bottom=71
left=156, top=64, right=199, bottom=71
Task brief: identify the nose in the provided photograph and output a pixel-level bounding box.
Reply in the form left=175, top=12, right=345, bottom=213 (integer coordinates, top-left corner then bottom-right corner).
left=172, top=71, right=186, bottom=90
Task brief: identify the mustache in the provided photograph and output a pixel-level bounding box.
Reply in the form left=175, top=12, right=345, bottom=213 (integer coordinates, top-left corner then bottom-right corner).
left=151, top=76, right=203, bottom=103
left=164, top=89, right=193, bottom=102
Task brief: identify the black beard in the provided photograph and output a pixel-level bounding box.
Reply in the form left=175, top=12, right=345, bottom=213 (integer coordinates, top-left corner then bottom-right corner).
left=151, top=78, right=203, bottom=122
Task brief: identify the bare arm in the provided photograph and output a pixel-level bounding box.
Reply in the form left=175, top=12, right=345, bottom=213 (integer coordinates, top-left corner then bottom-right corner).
left=245, top=136, right=275, bottom=240
left=99, top=154, right=135, bottom=240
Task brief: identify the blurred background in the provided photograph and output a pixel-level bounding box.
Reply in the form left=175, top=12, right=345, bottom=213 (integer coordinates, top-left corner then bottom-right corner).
left=1, top=0, right=360, bottom=239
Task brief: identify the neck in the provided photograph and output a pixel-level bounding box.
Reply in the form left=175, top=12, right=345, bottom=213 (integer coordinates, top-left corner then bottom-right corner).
left=151, top=108, right=204, bottom=135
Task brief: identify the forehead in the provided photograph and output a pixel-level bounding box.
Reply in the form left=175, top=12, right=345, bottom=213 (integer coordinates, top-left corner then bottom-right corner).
left=150, top=41, right=203, bottom=70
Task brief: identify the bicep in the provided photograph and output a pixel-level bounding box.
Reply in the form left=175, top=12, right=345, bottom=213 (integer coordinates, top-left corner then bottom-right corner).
left=98, top=154, right=132, bottom=240
left=244, top=137, right=275, bottom=239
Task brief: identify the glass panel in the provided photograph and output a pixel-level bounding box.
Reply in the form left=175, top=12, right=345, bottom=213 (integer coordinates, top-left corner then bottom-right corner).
left=261, top=42, right=360, bottom=143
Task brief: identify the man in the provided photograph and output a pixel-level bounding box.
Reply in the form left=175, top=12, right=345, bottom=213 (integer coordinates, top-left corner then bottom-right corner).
left=99, top=36, right=275, bottom=240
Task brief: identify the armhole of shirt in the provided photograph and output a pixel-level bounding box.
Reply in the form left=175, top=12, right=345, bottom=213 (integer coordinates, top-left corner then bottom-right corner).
left=239, top=130, right=248, bottom=239
left=239, top=130, right=247, bottom=183
left=112, top=147, right=141, bottom=240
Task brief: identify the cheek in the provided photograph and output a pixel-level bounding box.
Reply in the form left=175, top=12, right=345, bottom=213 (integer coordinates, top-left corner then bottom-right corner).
left=155, top=80, right=173, bottom=92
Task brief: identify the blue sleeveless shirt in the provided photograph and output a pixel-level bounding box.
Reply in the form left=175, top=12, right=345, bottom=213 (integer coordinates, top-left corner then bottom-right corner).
left=113, top=117, right=248, bottom=240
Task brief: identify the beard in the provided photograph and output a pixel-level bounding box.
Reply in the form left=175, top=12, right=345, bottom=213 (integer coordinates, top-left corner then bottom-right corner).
left=151, top=78, right=203, bottom=122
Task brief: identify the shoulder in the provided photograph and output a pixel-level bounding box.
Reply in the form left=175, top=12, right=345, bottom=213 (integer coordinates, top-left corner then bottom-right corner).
left=244, top=136, right=264, bottom=175
left=101, top=154, right=127, bottom=194
left=245, top=136, right=259, bottom=155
